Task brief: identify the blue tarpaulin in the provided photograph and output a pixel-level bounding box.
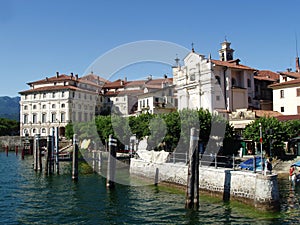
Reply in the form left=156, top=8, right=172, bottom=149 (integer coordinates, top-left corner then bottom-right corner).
left=239, top=156, right=264, bottom=171
left=292, top=161, right=300, bottom=167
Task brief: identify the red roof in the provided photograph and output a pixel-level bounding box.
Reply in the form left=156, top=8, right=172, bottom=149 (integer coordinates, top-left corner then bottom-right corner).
left=102, top=79, right=130, bottom=89
left=276, top=114, right=300, bottom=121
left=278, top=71, right=300, bottom=79
left=211, top=59, right=256, bottom=71
left=253, top=110, right=282, bottom=118
left=268, top=79, right=300, bottom=88
left=80, top=73, right=109, bottom=84
left=255, top=70, right=279, bottom=82
left=28, top=74, right=75, bottom=85
left=19, top=85, right=97, bottom=94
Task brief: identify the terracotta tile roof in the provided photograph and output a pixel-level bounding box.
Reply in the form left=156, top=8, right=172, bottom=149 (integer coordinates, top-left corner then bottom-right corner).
left=268, top=79, right=300, bottom=88
left=125, top=80, right=147, bottom=87
left=102, top=79, right=130, bottom=89
left=255, top=70, right=280, bottom=81
left=19, top=85, right=97, bottom=94
left=80, top=73, right=109, bottom=84
left=278, top=71, right=300, bottom=79
left=103, top=77, right=173, bottom=89
left=253, top=110, right=282, bottom=118
left=276, top=114, right=300, bottom=121
left=28, top=74, right=76, bottom=85
left=211, top=59, right=256, bottom=71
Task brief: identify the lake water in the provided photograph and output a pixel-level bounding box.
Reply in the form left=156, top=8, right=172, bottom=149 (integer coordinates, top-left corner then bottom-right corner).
left=1, top=152, right=300, bottom=224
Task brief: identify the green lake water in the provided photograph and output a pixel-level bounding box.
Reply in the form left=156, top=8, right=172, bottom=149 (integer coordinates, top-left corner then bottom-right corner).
left=0, top=152, right=299, bottom=224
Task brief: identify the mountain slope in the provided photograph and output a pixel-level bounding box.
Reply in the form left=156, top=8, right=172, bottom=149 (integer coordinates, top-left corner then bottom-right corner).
left=0, top=96, right=20, bottom=121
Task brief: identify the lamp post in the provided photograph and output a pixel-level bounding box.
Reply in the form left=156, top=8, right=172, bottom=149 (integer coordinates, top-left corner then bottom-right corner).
left=259, top=123, right=264, bottom=174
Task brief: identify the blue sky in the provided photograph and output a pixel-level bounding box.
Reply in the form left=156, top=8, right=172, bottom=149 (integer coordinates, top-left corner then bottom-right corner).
left=1, top=0, right=300, bottom=96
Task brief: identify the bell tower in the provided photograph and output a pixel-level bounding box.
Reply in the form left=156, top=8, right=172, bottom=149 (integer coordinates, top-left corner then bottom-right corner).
left=219, top=38, right=234, bottom=61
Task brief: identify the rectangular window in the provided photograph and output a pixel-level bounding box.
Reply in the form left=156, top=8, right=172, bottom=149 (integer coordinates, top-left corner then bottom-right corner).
left=190, top=74, right=195, bottom=81
left=23, top=114, right=28, bottom=124
left=51, top=113, right=56, bottom=122
left=32, top=114, right=37, bottom=123
left=297, top=88, right=300, bottom=97
left=247, top=79, right=251, bottom=88
left=216, top=96, right=220, bottom=101
left=42, top=113, right=46, bottom=123
left=280, top=107, right=284, bottom=112
left=280, top=90, right=284, bottom=98
left=61, top=113, right=65, bottom=122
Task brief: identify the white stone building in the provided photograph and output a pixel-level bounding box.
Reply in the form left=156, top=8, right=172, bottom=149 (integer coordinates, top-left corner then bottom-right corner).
left=137, top=84, right=176, bottom=114
left=19, top=72, right=106, bottom=137
left=173, top=40, right=256, bottom=117
left=269, top=79, right=300, bottom=115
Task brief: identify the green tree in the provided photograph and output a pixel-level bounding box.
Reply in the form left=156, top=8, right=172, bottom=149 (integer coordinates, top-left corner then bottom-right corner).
left=65, top=123, right=74, bottom=140
left=243, top=117, right=285, bottom=157
left=0, top=118, right=19, bottom=136
left=95, top=115, right=113, bottom=147
left=129, top=113, right=154, bottom=139
left=282, top=120, right=300, bottom=140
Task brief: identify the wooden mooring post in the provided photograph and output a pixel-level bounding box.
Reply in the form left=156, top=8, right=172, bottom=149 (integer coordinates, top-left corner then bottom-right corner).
left=106, top=135, right=117, bottom=189
left=185, top=127, right=199, bottom=210
left=72, top=134, right=79, bottom=181
left=33, top=134, right=42, bottom=172
left=54, top=127, right=60, bottom=175
left=45, top=135, right=53, bottom=175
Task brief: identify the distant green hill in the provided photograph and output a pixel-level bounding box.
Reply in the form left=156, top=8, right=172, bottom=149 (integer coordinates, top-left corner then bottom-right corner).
left=0, top=96, right=20, bottom=121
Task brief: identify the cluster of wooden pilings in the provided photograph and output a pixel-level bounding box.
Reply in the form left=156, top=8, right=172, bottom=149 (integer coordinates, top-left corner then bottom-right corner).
left=33, top=127, right=60, bottom=175
left=2, top=141, right=32, bottom=160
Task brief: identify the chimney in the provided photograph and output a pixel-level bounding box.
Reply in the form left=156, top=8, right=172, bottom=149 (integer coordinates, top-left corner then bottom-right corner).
left=71, top=72, right=74, bottom=78
left=75, top=74, right=78, bottom=80
left=121, top=80, right=124, bottom=85
left=56, top=72, right=59, bottom=78
left=164, top=74, right=167, bottom=79
left=296, top=57, right=300, bottom=73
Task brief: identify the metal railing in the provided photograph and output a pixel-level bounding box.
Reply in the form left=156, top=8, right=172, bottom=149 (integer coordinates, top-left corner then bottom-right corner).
left=168, top=152, right=236, bottom=169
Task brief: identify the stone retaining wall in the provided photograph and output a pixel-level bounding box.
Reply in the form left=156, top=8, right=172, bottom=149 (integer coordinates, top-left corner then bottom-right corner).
left=130, top=158, right=280, bottom=210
